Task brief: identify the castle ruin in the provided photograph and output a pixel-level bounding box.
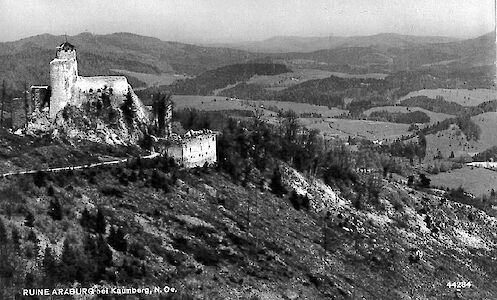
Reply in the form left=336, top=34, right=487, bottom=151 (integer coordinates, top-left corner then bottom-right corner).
left=25, top=41, right=217, bottom=168
left=49, top=41, right=129, bottom=117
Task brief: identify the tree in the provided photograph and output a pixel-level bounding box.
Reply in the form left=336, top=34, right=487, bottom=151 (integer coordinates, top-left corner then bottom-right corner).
left=0, top=80, right=6, bottom=127
left=121, top=90, right=135, bottom=124
left=0, top=219, right=15, bottom=299
left=154, top=92, right=172, bottom=137
left=419, top=174, right=431, bottom=188
left=42, top=247, right=58, bottom=286
left=25, top=211, right=35, bottom=227
left=80, top=208, right=94, bottom=229
left=95, top=208, right=106, bottom=234
left=108, top=226, right=127, bottom=252
left=269, top=168, right=286, bottom=197
left=48, top=199, right=63, bottom=221
left=417, top=132, right=427, bottom=162
left=0, top=218, right=7, bottom=244
left=23, top=82, right=29, bottom=127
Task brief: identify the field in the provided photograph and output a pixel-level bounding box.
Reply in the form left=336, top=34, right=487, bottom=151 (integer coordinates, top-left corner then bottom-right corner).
left=398, top=89, right=496, bottom=106
left=363, top=106, right=454, bottom=124
left=246, top=68, right=388, bottom=91
left=172, top=95, right=346, bottom=118
left=110, top=69, right=190, bottom=89
left=424, top=126, right=475, bottom=161
left=471, top=112, right=497, bottom=153
left=430, top=166, right=497, bottom=196
left=421, top=112, right=497, bottom=161
left=298, top=118, right=410, bottom=141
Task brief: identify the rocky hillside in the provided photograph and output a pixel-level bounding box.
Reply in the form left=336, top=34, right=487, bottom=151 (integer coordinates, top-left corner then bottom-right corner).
left=1, top=143, right=497, bottom=298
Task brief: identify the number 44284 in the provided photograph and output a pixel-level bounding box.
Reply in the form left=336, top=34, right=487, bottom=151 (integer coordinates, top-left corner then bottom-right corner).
left=446, top=281, right=472, bottom=289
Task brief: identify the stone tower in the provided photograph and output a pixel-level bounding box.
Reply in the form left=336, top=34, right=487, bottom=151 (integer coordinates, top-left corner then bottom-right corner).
left=49, top=41, right=78, bottom=118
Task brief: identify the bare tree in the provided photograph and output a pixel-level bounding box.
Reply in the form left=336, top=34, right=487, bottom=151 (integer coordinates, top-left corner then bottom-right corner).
left=23, top=82, right=29, bottom=127
left=0, top=80, right=5, bottom=127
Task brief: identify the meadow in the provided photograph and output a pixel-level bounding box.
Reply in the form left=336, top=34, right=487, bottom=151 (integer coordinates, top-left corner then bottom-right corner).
left=471, top=112, right=497, bottom=153
left=298, top=117, right=410, bottom=141
left=363, top=106, right=454, bottom=124
left=398, top=89, right=496, bottom=106
left=246, top=68, right=389, bottom=91
left=172, top=95, right=346, bottom=118
left=430, top=166, right=497, bottom=197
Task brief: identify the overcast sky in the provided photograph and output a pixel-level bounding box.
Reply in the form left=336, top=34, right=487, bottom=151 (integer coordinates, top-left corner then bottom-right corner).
left=0, top=0, right=495, bottom=43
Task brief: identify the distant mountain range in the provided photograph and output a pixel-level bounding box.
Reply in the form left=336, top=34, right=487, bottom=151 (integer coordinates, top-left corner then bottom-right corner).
left=209, top=33, right=462, bottom=53
left=0, top=32, right=258, bottom=91
left=0, top=31, right=494, bottom=93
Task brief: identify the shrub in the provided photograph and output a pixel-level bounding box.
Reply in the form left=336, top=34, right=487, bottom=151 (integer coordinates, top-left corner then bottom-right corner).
left=100, top=186, right=124, bottom=198
left=269, top=168, right=286, bottom=197
left=289, top=191, right=310, bottom=210
left=47, top=199, right=63, bottom=221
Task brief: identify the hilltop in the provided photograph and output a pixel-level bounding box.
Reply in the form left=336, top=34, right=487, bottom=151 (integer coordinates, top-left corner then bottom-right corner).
left=209, top=33, right=461, bottom=53
left=1, top=31, right=494, bottom=95
left=0, top=32, right=258, bottom=92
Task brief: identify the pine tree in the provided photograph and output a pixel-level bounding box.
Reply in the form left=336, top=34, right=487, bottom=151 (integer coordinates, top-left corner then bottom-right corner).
left=23, top=82, right=28, bottom=128
left=80, top=208, right=93, bottom=229
left=95, top=208, right=106, bottom=234
left=60, top=239, right=78, bottom=282
left=48, top=199, right=63, bottom=221
left=11, top=228, right=20, bottom=251
left=108, top=226, right=127, bottom=252
left=25, top=211, right=35, bottom=227
left=0, top=218, right=7, bottom=244
left=0, top=80, right=6, bottom=127
left=42, top=246, right=58, bottom=285
left=269, top=168, right=286, bottom=197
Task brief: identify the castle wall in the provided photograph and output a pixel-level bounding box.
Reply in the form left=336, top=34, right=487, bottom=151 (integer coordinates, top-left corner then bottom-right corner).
left=76, top=76, right=129, bottom=107
left=49, top=57, right=78, bottom=118
left=167, top=133, right=217, bottom=168
left=30, top=86, right=50, bottom=114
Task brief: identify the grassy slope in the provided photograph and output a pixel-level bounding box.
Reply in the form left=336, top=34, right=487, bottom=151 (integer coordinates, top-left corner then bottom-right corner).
left=363, top=106, right=454, bottom=124
left=398, top=89, right=496, bottom=106
left=299, top=118, right=410, bottom=141
left=471, top=112, right=497, bottom=153
left=171, top=95, right=346, bottom=119
left=430, top=166, right=497, bottom=197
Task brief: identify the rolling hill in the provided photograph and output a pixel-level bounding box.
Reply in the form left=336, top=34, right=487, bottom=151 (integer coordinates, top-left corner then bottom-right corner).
left=0, top=32, right=259, bottom=92
left=211, top=33, right=461, bottom=53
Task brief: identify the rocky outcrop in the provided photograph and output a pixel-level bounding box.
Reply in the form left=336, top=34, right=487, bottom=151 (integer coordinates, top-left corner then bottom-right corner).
left=279, top=163, right=346, bottom=212
left=26, top=86, right=152, bottom=146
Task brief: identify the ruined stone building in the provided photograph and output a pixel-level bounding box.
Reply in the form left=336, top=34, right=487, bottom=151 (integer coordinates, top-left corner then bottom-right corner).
left=165, top=129, right=217, bottom=168
left=49, top=41, right=129, bottom=118
left=22, top=41, right=217, bottom=168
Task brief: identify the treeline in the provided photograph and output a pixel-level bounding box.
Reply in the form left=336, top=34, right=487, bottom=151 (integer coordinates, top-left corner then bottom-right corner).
left=385, top=67, right=495, bottom=99
left=421, top=114, right=480, bottom=141
left=473, top=146, right=497, bottom=162
left=401, top=96, right=497, bottom=116
left=368, top=110, right=430, bottom=124
left=168, top=63, right=291, bottom=95
left=220, top=75, right=391, bottom=112
left=400, top=96, right=464, bottom=115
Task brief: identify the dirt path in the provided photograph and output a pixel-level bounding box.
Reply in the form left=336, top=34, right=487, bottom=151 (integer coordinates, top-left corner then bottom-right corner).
left=0, top=153, right=160, bottom=178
